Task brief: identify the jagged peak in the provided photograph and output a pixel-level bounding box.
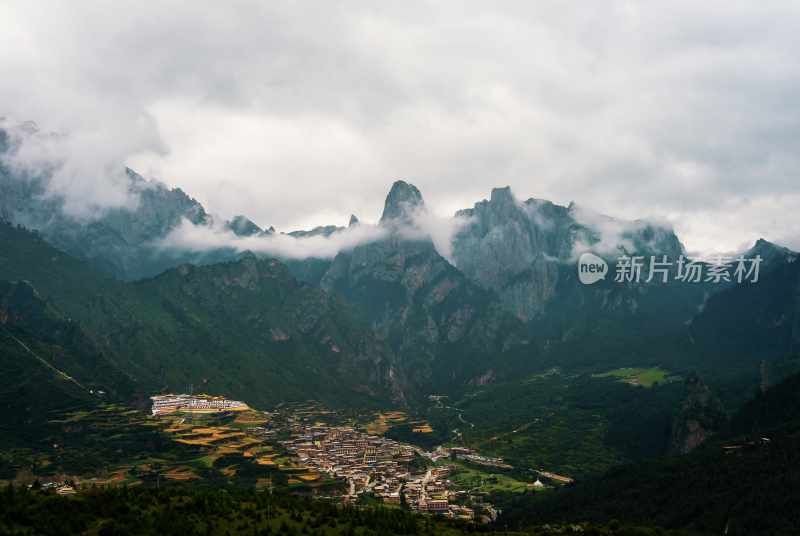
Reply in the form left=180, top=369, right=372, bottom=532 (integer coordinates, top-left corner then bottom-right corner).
left=380, top=180, right=424, bottom=224
left=749, top=238, right=786, bottom=253
left=288, top=225, right=343, bottom=238
left=226, top=215, right=263, bottom=237
left=745, top=238, right=797, bottom=262
left=348, top=214, right=360, bottom=227
left=490, top=186, right=515, bottom=205
left=753, top=237, right=781, bottom=250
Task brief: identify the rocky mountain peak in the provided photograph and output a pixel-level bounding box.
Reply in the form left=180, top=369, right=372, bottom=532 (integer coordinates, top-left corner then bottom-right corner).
left=489, top=186, right=516, bottom=206
left=348, top=214, right=360, bottom=227
left=226, top=215, right=263, bottom=237
left=288, top=224, right=343, bottom=238
left=380, top=180, right=424, bottom=224
left=747, top=238, right=776, bottom=258
left=746, top=238, right=796, bottom=262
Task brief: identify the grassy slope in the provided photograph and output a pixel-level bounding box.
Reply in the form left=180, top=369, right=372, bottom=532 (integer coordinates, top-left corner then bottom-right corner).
left=0, top=327, right=95, bottom=449
left=592, top=367, right=679, bottom=388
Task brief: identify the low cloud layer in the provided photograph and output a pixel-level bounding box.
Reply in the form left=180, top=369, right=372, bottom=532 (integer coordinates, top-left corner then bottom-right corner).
left=569, top=204, right=678, bottom=259
left=0, top=119, right=153, bottom=219
left=160, top=218, right=387, bottom=260
left=397, top=207, right=472, bottom=261
left=159, top=203, right=472, bottom=261
left=3, top=2, right=800, bottom=253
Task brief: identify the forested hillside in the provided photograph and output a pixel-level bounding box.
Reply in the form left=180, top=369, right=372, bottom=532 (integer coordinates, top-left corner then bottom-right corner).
left=498, top=371, right=800, bottom=535
left=0, top=222, right=402, bottom=409
left=0, top=485, right=698, bottom=536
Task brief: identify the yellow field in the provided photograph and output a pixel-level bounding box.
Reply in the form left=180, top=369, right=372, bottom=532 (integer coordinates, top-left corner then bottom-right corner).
left=88, top=469, right=131, bottom=486
left=176, top=426, right=245, bottom=442
left=222, top=466, right=238, bottom=477
left=233, top=411, right=270, bottom=426
left=366, top=411, right=408, bottom=435
left=165, top=466, right=199, bottom=481
left=157, top=412, right=309, bottom=488
left=244, top=445, right=273, bottom=458
left=164, top=424, right=193, bottom=433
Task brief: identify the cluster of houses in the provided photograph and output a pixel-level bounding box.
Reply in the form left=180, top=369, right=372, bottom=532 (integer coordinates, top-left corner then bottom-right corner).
left=28, top=481, right=77, bottom=495
left=403, top=465, right=500, bottom=522
left=279, top=422, right=499, bottom=523
left=280, top=425, right=415, bottom=501
left=150, top=394, right=248, bottom=416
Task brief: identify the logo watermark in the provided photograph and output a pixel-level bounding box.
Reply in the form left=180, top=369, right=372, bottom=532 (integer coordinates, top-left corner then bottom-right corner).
left=578, top=252, right=609, bottom=285
left=577, top=254, right=763, bottom=285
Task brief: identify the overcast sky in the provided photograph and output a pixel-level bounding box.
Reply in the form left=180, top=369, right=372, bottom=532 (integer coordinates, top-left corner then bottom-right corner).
left=2, top=1, right=799, bottom=254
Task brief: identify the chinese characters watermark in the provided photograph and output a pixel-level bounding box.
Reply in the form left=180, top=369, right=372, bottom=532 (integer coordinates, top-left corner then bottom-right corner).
left=578, top=253, right=763, bottom=285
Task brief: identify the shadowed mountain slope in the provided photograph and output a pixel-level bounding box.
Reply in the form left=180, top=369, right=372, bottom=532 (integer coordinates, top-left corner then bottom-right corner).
left=0, top=221, right=403, bottom=408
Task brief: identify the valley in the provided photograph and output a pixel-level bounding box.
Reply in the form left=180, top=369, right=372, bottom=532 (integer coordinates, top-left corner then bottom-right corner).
left=0, top=368, right=691, bottom=510
left=0, top=394, right=550, bottom=524
left=2, top=2, right=799, bottom=531
left=1, top=139, right=799, bottom=534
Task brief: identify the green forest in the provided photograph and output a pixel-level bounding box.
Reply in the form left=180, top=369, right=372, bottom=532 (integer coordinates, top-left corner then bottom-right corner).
left=0, top=485, right=700, bottom=536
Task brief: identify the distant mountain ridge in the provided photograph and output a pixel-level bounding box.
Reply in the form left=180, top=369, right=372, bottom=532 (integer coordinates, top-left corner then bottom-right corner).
left=3, top=121, right=799, bottom=412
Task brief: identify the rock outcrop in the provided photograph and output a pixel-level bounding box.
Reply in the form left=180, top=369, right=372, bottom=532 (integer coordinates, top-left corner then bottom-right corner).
left=670, top=373, right=727, bottom=454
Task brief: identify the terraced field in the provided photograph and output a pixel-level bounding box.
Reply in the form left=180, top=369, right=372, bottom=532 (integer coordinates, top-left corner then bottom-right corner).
left=365, top=411, right=407, bottom=435
left=0, top=403, right=344, bottom=494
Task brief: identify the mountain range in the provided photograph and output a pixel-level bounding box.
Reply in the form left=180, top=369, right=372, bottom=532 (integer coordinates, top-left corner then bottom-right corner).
left=1, top=122, right=799, bottom=454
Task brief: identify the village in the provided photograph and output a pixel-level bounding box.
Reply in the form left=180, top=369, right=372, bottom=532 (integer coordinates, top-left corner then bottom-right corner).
left=265, top=403, right=524, bottom=523
left=13, top=394, right=562, bottom=525
left=145, top=395, right=519, bottom=521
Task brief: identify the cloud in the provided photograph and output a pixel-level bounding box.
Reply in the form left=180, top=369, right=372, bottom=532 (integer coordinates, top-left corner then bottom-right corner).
left=159, top=218, right=388, bottom=260
left=0, top=119, right=161, bottom=219
left=522, top=200, right=556, bottom=231
left=569, top=203, right=683, bottom=260
left=400, top=206, right=473, bottom=261
left=159, top=201, right=472, bottom=261
left=2, top=1, right=800, bottom=252
left=569, top=204, right=646, bottom=259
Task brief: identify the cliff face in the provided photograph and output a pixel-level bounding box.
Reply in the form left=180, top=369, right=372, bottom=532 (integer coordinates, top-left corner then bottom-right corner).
left=451, top=186, right=684, bottom=322
left=451, top=188, right=573, bottom=321
left=670, top=374, right=727, bottom=454
left=321, top=181, right=530, bottom=396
